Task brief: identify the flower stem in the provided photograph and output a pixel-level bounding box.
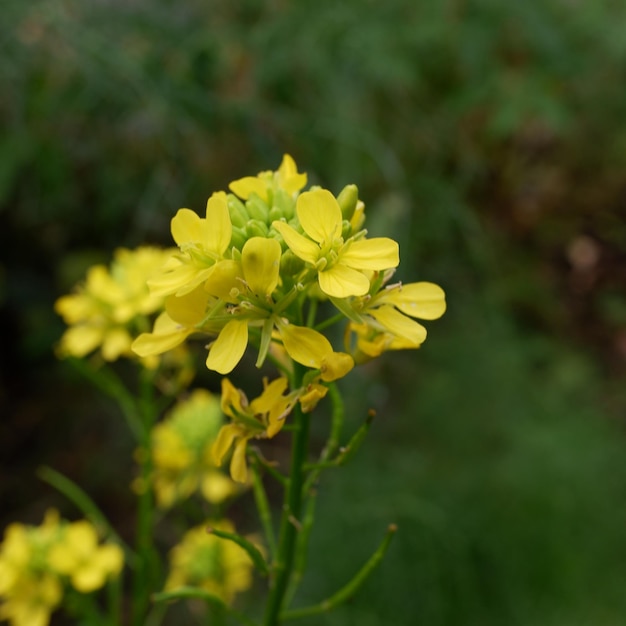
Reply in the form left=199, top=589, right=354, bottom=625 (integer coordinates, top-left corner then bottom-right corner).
left=130, top=370, right=159, bottom=626
left=263, top=363, right=310, bottom=626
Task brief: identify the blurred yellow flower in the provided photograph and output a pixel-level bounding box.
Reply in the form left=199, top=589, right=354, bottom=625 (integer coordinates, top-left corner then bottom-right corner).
left=0, top=510, right=122, bottom=626
left=165, top=520, right=255, bottom=604
left=149, top=389, right=237, bottom=507
left=47, top=521, right=123, bottom=593
left=272, top=189, right=399, bottom=298
left=55, top=247, right=173, bottom=362
left=0, top=511, right=62, bottom=626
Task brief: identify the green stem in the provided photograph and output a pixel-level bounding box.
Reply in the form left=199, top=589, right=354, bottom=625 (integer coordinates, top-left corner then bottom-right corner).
left=130, top=370, right=159, bottom=626
left=263, top=363, right=310, bottom=626
left=280, top=524, right=398, bottom=621
left=250, top=454, right=278, bottom=559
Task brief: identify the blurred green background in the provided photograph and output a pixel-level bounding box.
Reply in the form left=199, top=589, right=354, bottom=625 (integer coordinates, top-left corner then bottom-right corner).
left=2, top=0, right=626, bottom=624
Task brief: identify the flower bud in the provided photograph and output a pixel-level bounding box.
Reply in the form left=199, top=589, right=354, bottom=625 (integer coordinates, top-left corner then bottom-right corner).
left=245, top=195, right=270, bottom=222
left=337, top=184, right=358, bottom=221
left=230, top=226, right=247, bottom=251
left=227, top=195, right=249, bottom=228
left=246, top=220, right=269, bottom=239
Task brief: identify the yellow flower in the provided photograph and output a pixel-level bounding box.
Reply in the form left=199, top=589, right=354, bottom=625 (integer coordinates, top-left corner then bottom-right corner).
left=346, top=280, right=446, bottom=360
left=148, top=191, right=233, bottom=298
left=229, top=154, right=307, bottom=202
left=149, top=389, right=237, bottom=507
left=272, top=189, right=399, bottom=298
left=212, top=378, right=299, bottom=483
left=47, top=521, right=123, bottom=593
left=55, top=247, right=173, bottom=362
left=0, top=510, right=64, bottom=626
left=165, top=520, right=255, bottom=604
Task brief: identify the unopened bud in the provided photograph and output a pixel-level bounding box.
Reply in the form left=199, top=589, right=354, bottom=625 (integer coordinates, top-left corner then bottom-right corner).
left=246, top=195, right=270, bottom=222
left=337, top=184, right=358, bottom=221
left=246, top=220, right=269, bottom=238
left=227, top=195, right=249, bottom=228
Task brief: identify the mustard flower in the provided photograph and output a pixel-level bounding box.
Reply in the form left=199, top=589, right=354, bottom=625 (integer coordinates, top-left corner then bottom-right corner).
left=212, top=378, right=299, bottom=483
left=272, top=189, right=399, bottom=298
left=148, top=389, right=237, bottom=507
left=345, top=279, right=446, bottom=360
left=229, top=153, right=307, bottom=203
left=165, top=520, right=255, bottom=604
left=0, top=511, right=62, bottom=626
left=148, top=191, right=233, bottom=298
left=47, top=521, right=123, bottom=593
left=55, top=247, right=173, bottom=362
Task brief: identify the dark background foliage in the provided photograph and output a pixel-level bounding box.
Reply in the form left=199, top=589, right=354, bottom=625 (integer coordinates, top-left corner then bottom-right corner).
left=2, top=1, right=626, bottom=624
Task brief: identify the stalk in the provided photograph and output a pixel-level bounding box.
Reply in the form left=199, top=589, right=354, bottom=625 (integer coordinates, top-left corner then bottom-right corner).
left=263, top=363, right=310, bottom=626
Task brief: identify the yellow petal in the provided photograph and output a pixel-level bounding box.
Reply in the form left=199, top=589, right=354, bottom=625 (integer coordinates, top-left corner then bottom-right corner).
left=278, top=323, right=332, bottom=368
left=369, top=305, right=427, bottom=345
left=341, top=238, right=399, bottom=270
left=278, top=154, right=307, bottom=194
left=220, top=378, right=247, bottom=419
left=272, top=220, right=319, bottom=264
left=58, top=326, right=104, bottom=358
left=318, top=264, right=370, bottom=298
left=101, top=328, right=132, bottom=361
left=165, top=287, right=210, bottom=325
left=206, top=319, right=248, bottom=374
left=171, top=208, right=207, bottom=247
left=204, top=191, right=233, bottom=255
left=242, top=237, right=281, bottom=296
left=148, top=262, right=209, bottom=298
left=72, top=566, right=106, bottom=593
left=297, top=189, right=341, bottom=243
left=131, top=312, right=192, bottom=356
left=319, top=351, right=354, bottom=382
left=211, top=424, right=241, bottom=466
left=229, top=176, right=269, bottom=202
left=204, top=259, right=242, bottom=301
left=250, top=377, right=289, bottom=414
left=385, top=282, right=446, bottom=320
left=230, top=436, right=249, bottom=483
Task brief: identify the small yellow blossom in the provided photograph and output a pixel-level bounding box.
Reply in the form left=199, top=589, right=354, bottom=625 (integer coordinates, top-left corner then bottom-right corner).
left=149, top=389, right=237, bottom=507
left=272, top=189, right=399, bottom=298
left=148, top=192, right=234, bottom=298
left=229, top=154, right=307, bottom=202
left=165, top=520, right=255, bottom=604
left=47, top=521, right=123, bottom=593
left=0, top=511, right=122, bottom=626
left=55, top=247, right=173, bottom=362
left=346, top=279, right=446, bottom=360
left=212, top=378, right=299, bottom=483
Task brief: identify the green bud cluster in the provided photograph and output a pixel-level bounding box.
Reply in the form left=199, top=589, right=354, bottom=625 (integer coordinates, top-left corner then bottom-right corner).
left=227, top=188, right=299, bottom=251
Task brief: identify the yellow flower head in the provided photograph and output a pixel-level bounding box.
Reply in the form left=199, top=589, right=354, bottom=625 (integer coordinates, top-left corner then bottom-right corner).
left=272, top=189, right=399, bottom=298
left=55, top=247, right=173, bottom=362
left=0, top=510, right=122, bottom=626
left=149, top=389, right=237, bottom=507
left=47, top=521, right=123, bottom=593
left=212, top=377, right=299, bottom=483
left=148, top=191, right=234, bottom=298
left=229, top=154, right=307, bottom=203
left=165, top=520, right=255, bottom=604
left=345, top=279, right=446, bottom=361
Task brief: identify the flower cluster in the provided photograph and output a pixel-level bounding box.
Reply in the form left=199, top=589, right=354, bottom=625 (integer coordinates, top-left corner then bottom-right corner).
left=128, top=155, right=445, bottom=482
left=165, top=520, right=256, bottom=604
left=0, top=511, right=123, bottom=626
left=55, top=247, right=175, bottom=364
left=146, top=389, right=237, bottom=507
